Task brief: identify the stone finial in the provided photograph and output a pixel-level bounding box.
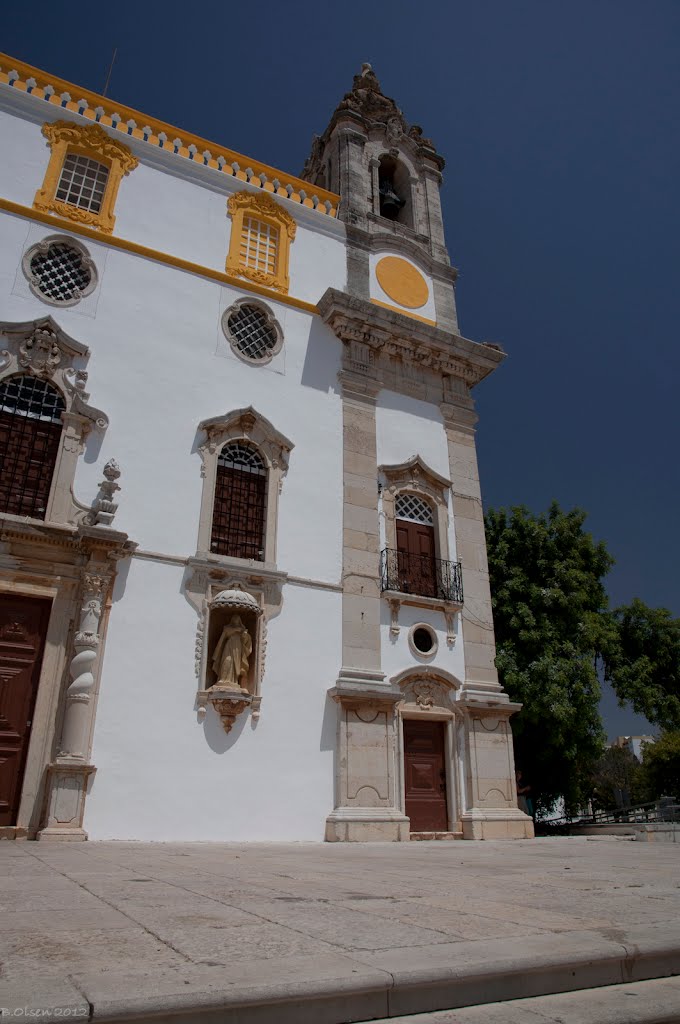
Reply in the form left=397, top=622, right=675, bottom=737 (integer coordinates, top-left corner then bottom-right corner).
left=91, top=459, right=121, bottom=526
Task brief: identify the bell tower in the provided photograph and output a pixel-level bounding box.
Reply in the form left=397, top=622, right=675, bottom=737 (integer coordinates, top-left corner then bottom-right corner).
left=302, top=64, right=458, bottom=332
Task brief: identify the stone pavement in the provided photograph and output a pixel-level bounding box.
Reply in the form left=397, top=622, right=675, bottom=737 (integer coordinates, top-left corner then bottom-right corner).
left=1, top=837, right=679, bottom=1023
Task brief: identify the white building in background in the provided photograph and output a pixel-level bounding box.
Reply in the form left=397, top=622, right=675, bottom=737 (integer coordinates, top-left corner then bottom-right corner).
left=0, top=55, right=532, bottom=842
left=612, top=736, right=656, bottom=762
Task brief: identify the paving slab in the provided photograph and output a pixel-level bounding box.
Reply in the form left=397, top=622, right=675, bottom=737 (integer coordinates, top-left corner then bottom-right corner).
left=0, top=838, right=678, bottom=1023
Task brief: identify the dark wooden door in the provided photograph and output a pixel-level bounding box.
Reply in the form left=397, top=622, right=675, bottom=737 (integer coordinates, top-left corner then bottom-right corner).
left=0, top=595, right=51, bottom=826
left=396, top=519, right=437, bottom=597
left=404, top=719, right=448, bottom=832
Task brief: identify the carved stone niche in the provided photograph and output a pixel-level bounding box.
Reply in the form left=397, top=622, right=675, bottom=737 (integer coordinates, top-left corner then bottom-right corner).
left=195, top=588, right=263, bottom=733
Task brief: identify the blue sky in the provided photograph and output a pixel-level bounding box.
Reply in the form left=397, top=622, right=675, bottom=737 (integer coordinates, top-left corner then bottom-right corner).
left=4, top=1, right=678, bottom=739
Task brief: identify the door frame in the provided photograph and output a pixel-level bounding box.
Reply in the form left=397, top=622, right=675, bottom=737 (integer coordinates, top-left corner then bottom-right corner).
left=397, top=710, right=459, bottom=832
left=0, top=576, right=74, bottom=836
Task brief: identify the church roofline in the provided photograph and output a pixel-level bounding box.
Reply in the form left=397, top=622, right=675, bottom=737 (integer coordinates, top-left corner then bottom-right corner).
left=0, top=53, right=340, bottom=219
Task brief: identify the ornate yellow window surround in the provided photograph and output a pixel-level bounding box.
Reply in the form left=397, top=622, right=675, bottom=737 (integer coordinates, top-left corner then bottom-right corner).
left=33, top=121, right=138, bottom=235
left=226, top=191, right=296, bottom=294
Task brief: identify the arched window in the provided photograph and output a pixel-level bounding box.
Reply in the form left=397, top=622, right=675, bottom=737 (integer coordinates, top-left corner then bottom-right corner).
left=210, top=441, right=267, bottom=560
left=0, top=375, right=65, bottom=520
left=377, top=155, right=413, bottom=228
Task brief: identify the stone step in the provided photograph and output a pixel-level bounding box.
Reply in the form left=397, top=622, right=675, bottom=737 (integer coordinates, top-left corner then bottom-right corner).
left=410, top=831, right=463, bottom=841
left=367, top=976, right=680, bottom=1022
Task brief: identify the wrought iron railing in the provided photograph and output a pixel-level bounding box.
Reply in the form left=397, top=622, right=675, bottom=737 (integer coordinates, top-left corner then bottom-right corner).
left=380, top=548, right=464, bottom=604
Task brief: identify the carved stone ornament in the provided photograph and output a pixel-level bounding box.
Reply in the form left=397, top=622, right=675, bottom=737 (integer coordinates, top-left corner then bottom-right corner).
left=396, top=668, right=458, bottom=716
left=33, top=121, right=138, bottom=235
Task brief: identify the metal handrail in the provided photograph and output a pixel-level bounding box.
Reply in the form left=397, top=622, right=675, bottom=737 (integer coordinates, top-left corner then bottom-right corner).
left=380, top=548, right=464, bottom=604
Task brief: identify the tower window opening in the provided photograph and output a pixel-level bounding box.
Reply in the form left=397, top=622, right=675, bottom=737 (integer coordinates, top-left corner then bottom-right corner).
left=377, top=155, right=411, bottom=226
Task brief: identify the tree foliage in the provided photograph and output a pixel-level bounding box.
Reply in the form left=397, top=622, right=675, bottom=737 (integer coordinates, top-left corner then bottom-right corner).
left=485, top=503, right=609, bottom=813
left=638, top=731, right=680, bottom=800
left=591, top=745, right=643, bottom=809
left=604, top=599, right=680, bottom=730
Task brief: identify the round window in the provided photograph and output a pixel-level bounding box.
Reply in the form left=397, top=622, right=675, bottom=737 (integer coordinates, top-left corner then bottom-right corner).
left=409, top=624, right=438, bottom=659
left=23, top=236, right=96, bottom=307
left=223, top=303, right=281, bottom=363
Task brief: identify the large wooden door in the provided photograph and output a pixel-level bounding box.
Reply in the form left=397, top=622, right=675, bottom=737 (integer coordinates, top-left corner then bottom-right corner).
left=396, top=519, right=437, bottom=598
left=0, top=595, right=51, bottom=826
left=404, top=719, right=448, bottom=832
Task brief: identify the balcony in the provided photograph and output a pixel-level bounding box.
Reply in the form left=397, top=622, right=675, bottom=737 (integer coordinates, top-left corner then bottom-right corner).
left=380, top=548, right=464, bottom=605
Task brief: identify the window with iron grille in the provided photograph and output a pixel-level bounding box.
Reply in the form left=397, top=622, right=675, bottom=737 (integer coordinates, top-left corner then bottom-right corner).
left=395, top=492, right=434, bottom=525
left=56, top=154, right=110, bottom=214
left=210, top=442, right=267, bottom=559
left=240, top=216, right=279, bottom=278
left=27, top=240, right=94, bottom=306
left=0, top=375, right=65, bottom=520
left=223, top=303, right=281, bottom=363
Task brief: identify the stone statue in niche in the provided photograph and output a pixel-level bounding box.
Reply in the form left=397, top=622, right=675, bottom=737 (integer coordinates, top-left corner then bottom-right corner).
left=211, top=615, right=252, bottom=691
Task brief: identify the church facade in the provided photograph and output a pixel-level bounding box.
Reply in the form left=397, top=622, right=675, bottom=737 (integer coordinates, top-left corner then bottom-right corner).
left=0, top=54, right=533, bottom=842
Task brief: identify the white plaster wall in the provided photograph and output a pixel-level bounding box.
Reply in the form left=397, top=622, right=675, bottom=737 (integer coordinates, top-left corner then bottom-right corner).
left=368, top=250, right=436, bottom=322
left=85, top=558, right=340, bottom=841
left=0, top=210, right=345, bottom=580
left=0, top=108, right=51, bottom=210
left=0, top=100, right=347, bottom=306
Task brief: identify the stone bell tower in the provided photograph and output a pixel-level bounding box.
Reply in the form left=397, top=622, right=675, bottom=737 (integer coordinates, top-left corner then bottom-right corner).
left=302, top=63, right=458, bottom=332
left=305, top=68, right=533, bottom=842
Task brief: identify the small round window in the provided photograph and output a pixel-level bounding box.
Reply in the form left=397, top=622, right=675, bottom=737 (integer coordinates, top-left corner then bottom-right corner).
left=23, top=236, right=96, bottom=307
left=409, top=623, right=438, bottom=659
left=223, top=302, right=282, bottom=364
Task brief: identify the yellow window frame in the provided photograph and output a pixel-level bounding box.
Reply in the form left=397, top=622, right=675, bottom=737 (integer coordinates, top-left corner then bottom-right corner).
left=226, top=191, right=296, bottom=294
left=33, top=121, right=138, bottom=235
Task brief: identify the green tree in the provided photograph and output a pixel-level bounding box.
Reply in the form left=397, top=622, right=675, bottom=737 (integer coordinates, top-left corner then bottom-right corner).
left=638, top=732, right=680, bottom=801
left=485, top=503, right=611, bottom=813
left=591, top=745, right=642, bottom=809
left=605, top=600, right=680, bottom=730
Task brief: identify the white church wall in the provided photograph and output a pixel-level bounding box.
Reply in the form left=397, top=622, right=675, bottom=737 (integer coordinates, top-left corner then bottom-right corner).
left=85, top=557, right=340, bottom=841
left=0, top=209, right=345, bottom=581
left=0, top=105, right=347, bottom=307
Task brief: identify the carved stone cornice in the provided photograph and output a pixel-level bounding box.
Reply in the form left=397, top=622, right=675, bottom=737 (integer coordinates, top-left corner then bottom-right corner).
left=318, top=289, right=505, bottom=392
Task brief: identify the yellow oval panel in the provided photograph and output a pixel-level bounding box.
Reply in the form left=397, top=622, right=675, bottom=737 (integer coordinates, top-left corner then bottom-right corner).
left=375, top=256, right=429, bottom=309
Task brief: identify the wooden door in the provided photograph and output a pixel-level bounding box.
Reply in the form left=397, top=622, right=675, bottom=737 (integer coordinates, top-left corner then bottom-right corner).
left=396, top=519, right=437, bottom=597
left=0, top=595, right=51, bottom=826
left=404, top=719, right=448, bottom=832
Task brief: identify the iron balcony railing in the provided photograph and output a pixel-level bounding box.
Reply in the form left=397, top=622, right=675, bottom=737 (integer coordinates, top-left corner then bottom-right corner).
left=380, top=548, right=464, bottom=604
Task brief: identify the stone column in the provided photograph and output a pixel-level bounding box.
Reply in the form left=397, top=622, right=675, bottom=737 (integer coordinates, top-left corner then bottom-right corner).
left=442, top=397, right=534, bottom=839
left=39, top=570, right=110, bottom=841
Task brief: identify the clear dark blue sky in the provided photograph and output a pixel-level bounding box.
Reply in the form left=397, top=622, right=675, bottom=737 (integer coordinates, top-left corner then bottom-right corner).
left=5, top=1, right=678, bottom=739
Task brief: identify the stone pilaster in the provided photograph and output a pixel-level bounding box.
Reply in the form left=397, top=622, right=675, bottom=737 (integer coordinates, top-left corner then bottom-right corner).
left=325, top=682, right=409, bottom=842
left=38, top=569, right=110, bottom=841
left=441, top=399, right=502, bottom=698
left=442, top=398, right=533, bottom=839
left=338, top=371, right=383, bottom=684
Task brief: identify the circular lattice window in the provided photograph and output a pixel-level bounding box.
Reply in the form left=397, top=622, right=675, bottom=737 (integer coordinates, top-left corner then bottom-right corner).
left=23, top=236, right=97, bottom=307
left=222, top=302, right=282, bottom=365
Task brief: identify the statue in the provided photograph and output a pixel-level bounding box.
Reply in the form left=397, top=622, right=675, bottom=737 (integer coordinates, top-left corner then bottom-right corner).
left=211, top=615, right=252, bottom=691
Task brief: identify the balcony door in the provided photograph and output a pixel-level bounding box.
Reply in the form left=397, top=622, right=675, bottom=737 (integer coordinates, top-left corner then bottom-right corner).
left=396, top=518, right=437, bottom=598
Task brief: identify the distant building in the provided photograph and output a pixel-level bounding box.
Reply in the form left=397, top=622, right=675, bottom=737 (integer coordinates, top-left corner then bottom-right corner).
left=612, top=736, right=656, bottom=762
left=0, top=56, right=533, bottom=842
